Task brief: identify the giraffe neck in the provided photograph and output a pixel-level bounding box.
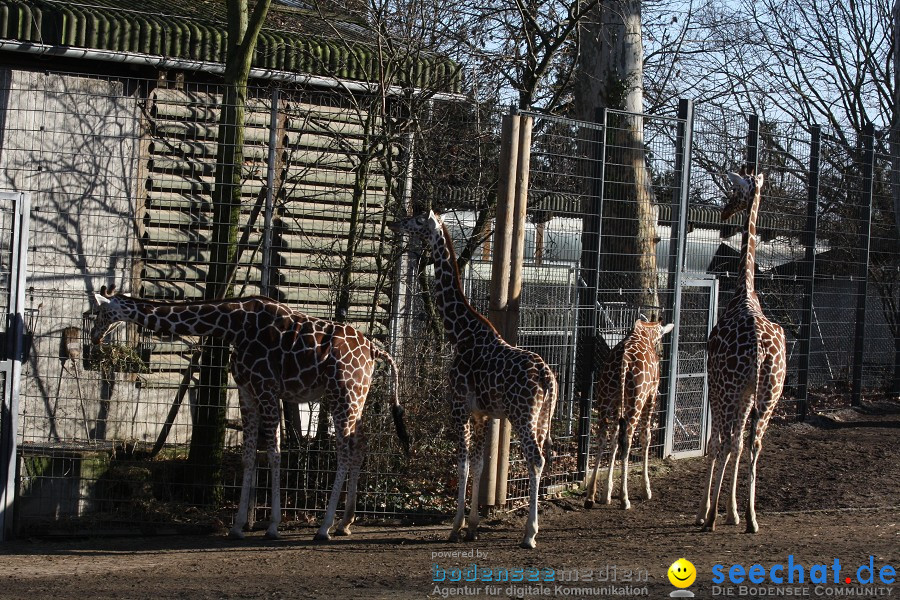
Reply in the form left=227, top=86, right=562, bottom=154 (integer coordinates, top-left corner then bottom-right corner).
left=428, top=223, right=499, bottom=346
left=736, top=189, right=760, bottom=298
left=116, top=297, right=248, bottom=344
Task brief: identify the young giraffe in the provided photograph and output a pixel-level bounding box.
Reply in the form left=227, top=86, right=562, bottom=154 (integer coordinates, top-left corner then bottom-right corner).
left=697, top=169, right=787, bottom=533
left=584, top=319, right=674, bottom=510
left=89, top=286, right=410, bottom=541
left=390, top=211, right=558, bottom=549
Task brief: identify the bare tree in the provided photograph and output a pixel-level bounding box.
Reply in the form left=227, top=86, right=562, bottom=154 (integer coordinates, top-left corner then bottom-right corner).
left=190, top=0, right=273, bottom=504
left=573, top=0, right=660, bottom=317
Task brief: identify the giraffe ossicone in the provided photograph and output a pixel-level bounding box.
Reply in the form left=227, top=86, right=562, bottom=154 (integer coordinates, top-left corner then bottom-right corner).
left=389, top=210, right=558, bottom=549
left=584, top=319, right=673, bottom=511
left=697, top=169, right=787, bottom=533
left=90, top=285, right=410, bottom=541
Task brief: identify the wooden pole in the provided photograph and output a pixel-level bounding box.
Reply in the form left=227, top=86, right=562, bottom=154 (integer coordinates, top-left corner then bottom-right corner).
left=482, top=114, right=520, bottom=507
left=495, top=116, right=532, bottom=505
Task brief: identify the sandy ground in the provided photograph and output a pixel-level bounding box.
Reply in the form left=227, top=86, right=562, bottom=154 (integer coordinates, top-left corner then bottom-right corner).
left=1, top=404, right=899, bottom=600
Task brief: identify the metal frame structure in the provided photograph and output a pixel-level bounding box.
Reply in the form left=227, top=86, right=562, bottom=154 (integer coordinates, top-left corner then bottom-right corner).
left=1, top=191, right=30, bottom=541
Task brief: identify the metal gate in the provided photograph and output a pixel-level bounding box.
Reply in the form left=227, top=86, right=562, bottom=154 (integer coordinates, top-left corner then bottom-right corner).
left=664, top=277, right=717, bottom=458
left=0, top=192, right=30, bottom=541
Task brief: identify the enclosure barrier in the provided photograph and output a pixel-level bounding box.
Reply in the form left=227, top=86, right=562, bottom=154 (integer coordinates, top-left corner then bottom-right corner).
left=0, top=66, right=895, bottom=536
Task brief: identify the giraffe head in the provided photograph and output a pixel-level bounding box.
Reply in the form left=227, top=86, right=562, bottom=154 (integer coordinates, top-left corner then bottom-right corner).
left=89, top=285, right=131, bottom=344
left=634, top=319, right=675, bottom=348
left=388, top=210, right=444, bottom=242
left=721, top=169, right=764, bottom=220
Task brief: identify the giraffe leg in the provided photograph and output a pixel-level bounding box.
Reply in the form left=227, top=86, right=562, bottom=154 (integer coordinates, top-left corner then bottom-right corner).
left=464, top=415, right=489, bottom=541
left=725, top=399, right=754, bottom=526
left=603, top=420, right=621, bottom=506
left=725, top=427, right=745, bottom=526
left=745, top=409, right=762, bottom=533
left=703, top=425, right=743, bottom=532
left=522, top=439, right=545, bottom=549
left=316, top=406, right=351, bottom=542
left=230, top=388, right=259, bottom=540
left=449, top=412, right=471, bottom=543
left=695, top=430, right=719, bottom=526
left=584, top=419, right=613, bottom=509
left=639, top=401, right=655, bottom=501
left=515, top=422, right=545, bottom=549
left=336, top=425, right=366, bottom=537
left=261, top=396, right=283, bottom=540
left=619, top=420, right=635, bottom=510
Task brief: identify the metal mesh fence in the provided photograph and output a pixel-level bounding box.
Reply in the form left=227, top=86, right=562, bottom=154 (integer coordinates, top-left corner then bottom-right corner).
left=0, top=65, right=895, bottom=536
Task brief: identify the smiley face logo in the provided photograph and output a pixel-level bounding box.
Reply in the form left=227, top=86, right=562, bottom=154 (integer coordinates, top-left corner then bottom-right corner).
left=667, top=558, right=696, bottom=589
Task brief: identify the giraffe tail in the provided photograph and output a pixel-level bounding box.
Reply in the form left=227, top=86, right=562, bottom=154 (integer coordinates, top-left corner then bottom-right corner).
left=370, top=343, right=411, bottom=457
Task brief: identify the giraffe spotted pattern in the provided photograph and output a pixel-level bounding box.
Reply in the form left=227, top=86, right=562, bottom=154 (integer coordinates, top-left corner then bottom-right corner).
left=584, top=319, right=674, bottom=510
left=390, top=211, right=558, bottom=549
left=697, top=170, right=787, bottom=533
left=90, top=287, right=409, bottom=541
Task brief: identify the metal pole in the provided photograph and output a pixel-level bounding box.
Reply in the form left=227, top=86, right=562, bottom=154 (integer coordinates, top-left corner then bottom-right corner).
left=663, top=100, right=694, bottom=458
left=261, top=87, right=280, bottom=298
left=747, top=114, right=760, bottom=172
left=1, top=192, right=30, bottom=541
left=574, top=108, right=607, bottom=480
left=850, top=124, right=876, bottom=406
left=796, top=125, right=821, bottom=421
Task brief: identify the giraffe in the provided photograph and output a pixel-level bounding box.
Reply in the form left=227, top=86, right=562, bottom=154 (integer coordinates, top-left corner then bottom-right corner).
left=389, top=210, right=558, bottom=549
left=697, top=169, right=787, bottom=533
left=89, top=286, right=410, bottom=541
left=584, top=319, right=674, bottom=510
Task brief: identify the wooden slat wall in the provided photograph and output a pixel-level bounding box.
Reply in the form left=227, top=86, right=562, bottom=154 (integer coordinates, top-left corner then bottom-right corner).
left=139, top=86, right=393, bottom=387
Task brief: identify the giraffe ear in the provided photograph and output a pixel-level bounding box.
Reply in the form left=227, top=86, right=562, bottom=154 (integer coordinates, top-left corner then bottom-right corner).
left=661, top=323, right=675, bottom=335
left=94, top=293, right=111, bottom=306
left=755, top=172, right=765, bottom=190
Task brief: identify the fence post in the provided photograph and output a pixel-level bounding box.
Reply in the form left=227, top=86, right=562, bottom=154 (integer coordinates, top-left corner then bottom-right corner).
left=493, top=115, right=532, bottom=506
left=0, top=192, right=30, bottom=541
left=851, top=124, right=876, bottom=407
left=747, top=114, right=760, bottom=172
left=663, top=99, right=693, bottom=458
left=796, top=125, right=821, bottom=421
left=261, top=87, right=280, bottom=298
left=574, top=108, right=607, bottom=480
left=483, top=112, right=520, bottom=508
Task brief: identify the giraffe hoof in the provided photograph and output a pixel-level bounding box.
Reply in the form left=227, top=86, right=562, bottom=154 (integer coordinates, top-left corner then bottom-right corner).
left=745, top=522, right=759, bottom=534
left=313, top=531, right=332, bottom=542
left=583, top=499, right=594, bottom=509
left=448, top=531, right=461, bottom=543
left=264, top=529, right=282, bottom=540
left=334, top=527, right=352, bottom=537
left=621, top=502, right=632, bottom=510
left=520, top=539, right=537, bottom=550
left=464, top=530, right=478, bottom=542
left=726, top=515, right=740, bottom=526
left=227, top=528, right=245, bottom=540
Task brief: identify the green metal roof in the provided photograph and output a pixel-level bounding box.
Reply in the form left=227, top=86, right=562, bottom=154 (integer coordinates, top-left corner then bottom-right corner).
left=0, top=0, right=460, bottom=91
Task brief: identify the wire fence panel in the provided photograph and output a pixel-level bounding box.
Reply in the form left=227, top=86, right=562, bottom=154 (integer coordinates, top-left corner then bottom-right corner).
left=0, top=63, right=896, bottom=535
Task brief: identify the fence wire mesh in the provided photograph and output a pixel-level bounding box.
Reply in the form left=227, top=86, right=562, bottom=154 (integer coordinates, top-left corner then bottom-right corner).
left=0, top=66, right=896, bottom=536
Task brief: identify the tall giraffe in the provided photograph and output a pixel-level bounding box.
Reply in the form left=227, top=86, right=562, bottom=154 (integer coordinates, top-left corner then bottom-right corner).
left=390, top=211, right=558, bottom=549
left=89, top=286, right=410, bottom=541
left=697, top=169, right=787, bottom=533
left=584, top=319, right=673, bottom=510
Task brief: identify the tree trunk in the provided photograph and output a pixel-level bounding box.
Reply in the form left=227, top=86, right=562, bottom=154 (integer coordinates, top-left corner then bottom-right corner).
left=188, top=0, right=271, bottom=505
left=574, top=0, right=659, bottom=317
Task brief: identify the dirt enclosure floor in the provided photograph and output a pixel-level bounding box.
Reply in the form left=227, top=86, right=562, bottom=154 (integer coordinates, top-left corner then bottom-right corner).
left=2, top=401, right=899, bottom=600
